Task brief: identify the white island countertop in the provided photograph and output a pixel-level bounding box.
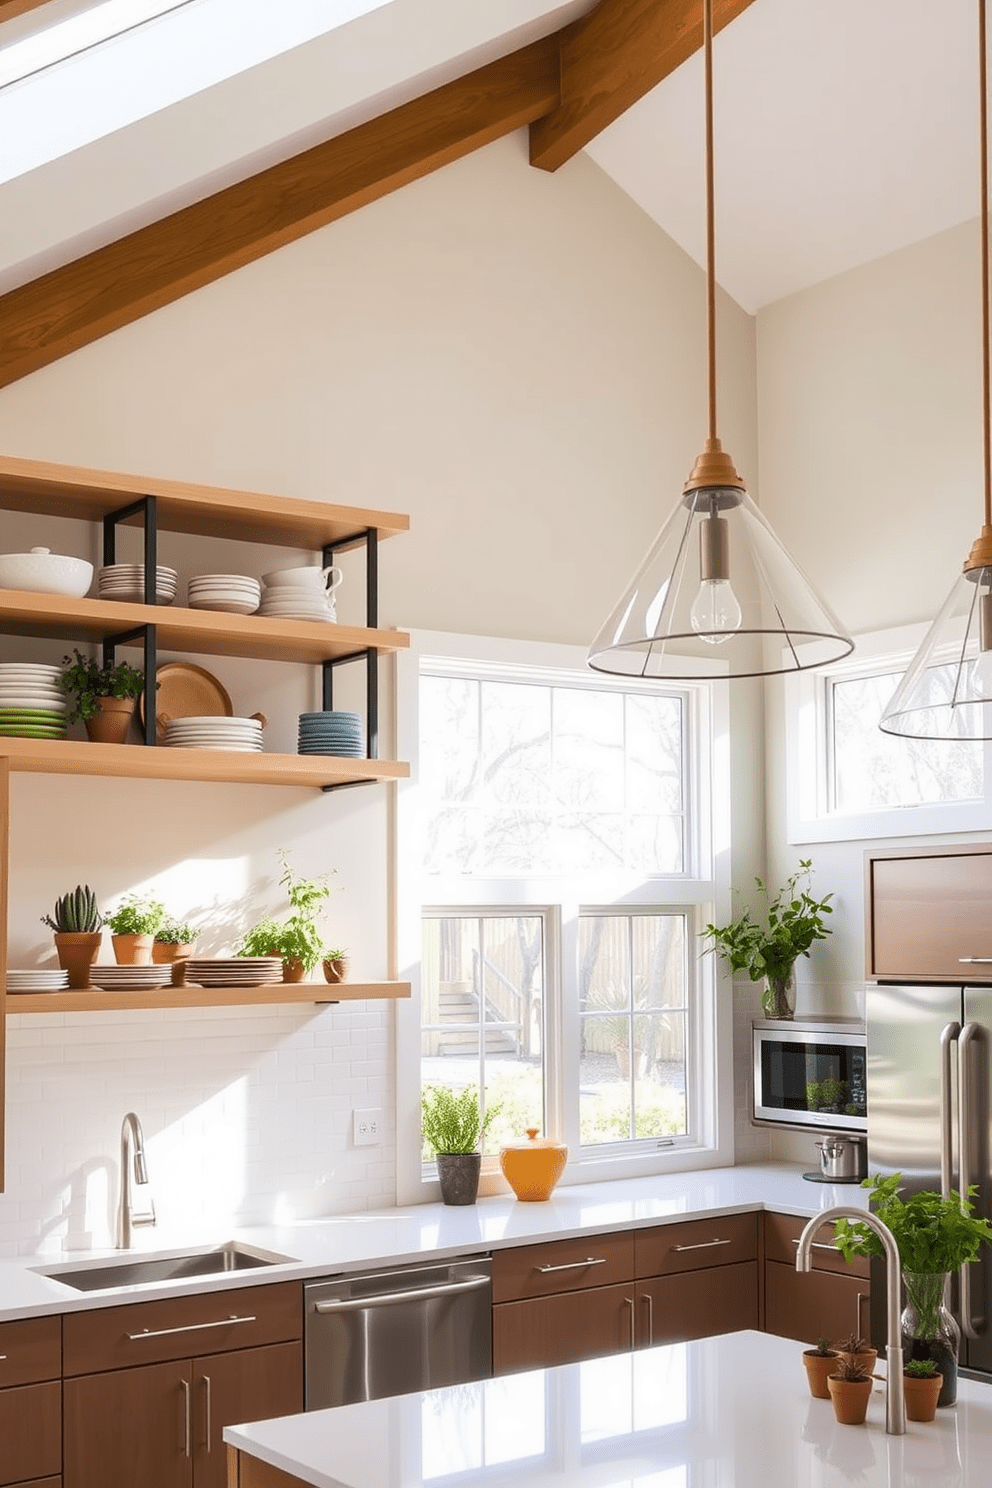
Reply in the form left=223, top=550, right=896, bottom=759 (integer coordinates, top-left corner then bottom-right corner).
left=0, top=1162, right=870, bottom=1321
left=225, top=1329, right=992, bottom=1488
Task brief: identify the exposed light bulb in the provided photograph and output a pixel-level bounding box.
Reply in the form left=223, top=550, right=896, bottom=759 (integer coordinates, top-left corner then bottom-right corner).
left=690, top=576, right=743, bottom=644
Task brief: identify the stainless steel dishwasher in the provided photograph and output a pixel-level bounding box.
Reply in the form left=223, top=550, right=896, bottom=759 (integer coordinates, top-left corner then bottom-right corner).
left=304, top=1255, right=492, bottom=1408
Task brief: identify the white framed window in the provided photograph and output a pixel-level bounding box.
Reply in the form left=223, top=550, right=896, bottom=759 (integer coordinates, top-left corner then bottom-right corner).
left=395, top=633, right=732, bottom=1202
left=785, top=623, right=992, bottom=844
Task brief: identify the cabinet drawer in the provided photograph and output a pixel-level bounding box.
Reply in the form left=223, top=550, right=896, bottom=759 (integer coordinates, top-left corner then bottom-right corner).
left=634, top=1212, right=757, bottom=1278
left=765, top=1260, right=869, bottom=1345
left=492, top=1233, right=634, bottom=1303
left=764, top=1212, right=870, bottom=1279
left=0, top=1316, right=61, bottom=1386
left=637, top=1263, right=759, bottom=1345
left=63, top=1281, right=302, bottom=1376
left=493, top=1284, right=635, bottom=1372
left=0, top=1380, right=61, bottom=1485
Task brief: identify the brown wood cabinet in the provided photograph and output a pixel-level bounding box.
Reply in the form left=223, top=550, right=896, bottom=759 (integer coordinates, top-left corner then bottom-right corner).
left=866, top=843, right=992, bottom=981
left=0, top=1315, right=62, bottom=1487
left=63, top=1283, right=302, bottom=1488
left=763, top=1211, right=870, bottom=1345
left=491, top=1214, right=760, bottom=1374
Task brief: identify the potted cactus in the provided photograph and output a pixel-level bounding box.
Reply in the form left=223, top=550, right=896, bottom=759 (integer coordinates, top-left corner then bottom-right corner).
left=41, top=885, right=103, bottom=988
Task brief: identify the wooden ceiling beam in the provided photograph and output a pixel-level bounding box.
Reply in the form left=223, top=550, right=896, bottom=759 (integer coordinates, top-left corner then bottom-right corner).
left=530, top=0, right=758, bottom=173
left=0, top=36, right=559, bottom=389
left=0, top=1, right=54, bottom=21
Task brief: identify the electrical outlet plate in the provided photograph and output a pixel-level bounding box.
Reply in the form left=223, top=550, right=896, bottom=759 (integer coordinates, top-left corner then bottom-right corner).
left=353, top=1108, right=381, bottom=1146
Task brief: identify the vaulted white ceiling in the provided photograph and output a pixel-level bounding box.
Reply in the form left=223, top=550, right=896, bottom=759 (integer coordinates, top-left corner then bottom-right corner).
left=0, top=0, right=982, bottom=312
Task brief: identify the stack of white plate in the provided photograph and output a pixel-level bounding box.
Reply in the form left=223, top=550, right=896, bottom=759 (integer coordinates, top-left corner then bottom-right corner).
left=163, top=716, right=264, bottom=751
left=184, top=957, right=284, bottom=988
left=257, top=587, right=337, bottom=623
left=187, top=574, right=261, bottom=615
left=89, top=964, right=171, bottom=990
left=6, top=967, right=70, bottom=993
left=99, top=564, right=178, bottom=605
left=0, top=663, right=68, bottom=738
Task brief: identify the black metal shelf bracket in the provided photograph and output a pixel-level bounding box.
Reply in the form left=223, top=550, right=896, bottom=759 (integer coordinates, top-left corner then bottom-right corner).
left=102, top=624, right=157, bottom=746
left=322, top=527, right=378, bottom=630
left=103, top=495, right=158, bottom=606
left=318, top=528, right=382, bottom=793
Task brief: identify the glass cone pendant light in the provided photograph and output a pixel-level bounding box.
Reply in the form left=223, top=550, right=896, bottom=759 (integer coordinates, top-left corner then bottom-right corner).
left=880, top=0, right=992, bottom=741
left=588, top=0, right=853, bottom=681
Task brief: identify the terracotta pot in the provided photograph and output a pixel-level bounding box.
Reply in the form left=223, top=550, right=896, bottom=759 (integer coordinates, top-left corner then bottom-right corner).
left=152, top=941, right=194, bottom=985
left=499, top=1128, right=568, bottom=1201
left=53, top=932, right=103, bottom=989
left=436, top=1152, right=481, bottom=1206
left=827, top=1373, right=873, bottom=1426
left=112, top=933, right=154, bottom=966
left=836, top=1347, right=877, bottom=1378
left=281, top=957, right=308, bottom=983
left=803, top=1349, right=839, bottom=1400
left=84, top=695, right=136, bottom=744
left=322, top=956, right=349, bottom=984
left=904, top=1371, right=943, bottom=1422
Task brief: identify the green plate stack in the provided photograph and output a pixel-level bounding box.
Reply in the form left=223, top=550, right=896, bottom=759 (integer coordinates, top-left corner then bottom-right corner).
left=0, top=662, right=68, bottom=737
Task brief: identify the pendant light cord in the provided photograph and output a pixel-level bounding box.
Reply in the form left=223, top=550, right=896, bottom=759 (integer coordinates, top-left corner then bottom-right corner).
left=982, top=0, right=991, bottom=529
left=704, top=0, right=717, bottom=444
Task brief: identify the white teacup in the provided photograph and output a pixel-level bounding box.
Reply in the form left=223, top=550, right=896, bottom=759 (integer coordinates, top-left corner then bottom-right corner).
left=262, top=564, right=343, bottom=594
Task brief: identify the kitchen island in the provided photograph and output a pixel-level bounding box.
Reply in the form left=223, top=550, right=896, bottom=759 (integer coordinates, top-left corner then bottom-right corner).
left=225, top=1329, right=992, bottom=1488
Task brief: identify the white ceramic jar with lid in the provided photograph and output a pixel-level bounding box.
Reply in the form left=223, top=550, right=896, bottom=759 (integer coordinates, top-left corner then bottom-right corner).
left=0, top=546, right=93, bottom=597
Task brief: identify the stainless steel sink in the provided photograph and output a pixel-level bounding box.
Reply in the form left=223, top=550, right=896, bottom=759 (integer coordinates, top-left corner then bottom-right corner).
left=35, top=1242, right=294, bottom=1292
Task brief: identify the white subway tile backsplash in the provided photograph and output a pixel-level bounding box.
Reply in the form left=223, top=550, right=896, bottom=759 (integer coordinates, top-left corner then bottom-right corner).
left=0, top=1002, right=397, bottom=1257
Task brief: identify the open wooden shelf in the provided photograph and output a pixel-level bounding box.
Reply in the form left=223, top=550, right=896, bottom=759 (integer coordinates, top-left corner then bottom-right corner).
left=5, top=981, right=411, bottom=1013
left=0, top=736, right=408, bottom=788
left=0, top=590, right=409, bottom=664
left=0, top=453, right=409, bottom=548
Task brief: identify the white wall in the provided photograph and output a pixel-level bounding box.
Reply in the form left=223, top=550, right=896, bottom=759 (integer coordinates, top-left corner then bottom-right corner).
left=0, top=132, right=761, bottom=1253
left=756, top=218, right=985, bottom=1162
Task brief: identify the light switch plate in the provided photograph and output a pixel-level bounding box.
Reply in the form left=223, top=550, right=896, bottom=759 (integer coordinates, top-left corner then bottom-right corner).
left=353, top=1108, right=381, bottom=1145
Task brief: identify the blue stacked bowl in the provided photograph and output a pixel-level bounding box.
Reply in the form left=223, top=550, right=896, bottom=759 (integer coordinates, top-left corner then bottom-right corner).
left=298, top=710, right=365, bottom=757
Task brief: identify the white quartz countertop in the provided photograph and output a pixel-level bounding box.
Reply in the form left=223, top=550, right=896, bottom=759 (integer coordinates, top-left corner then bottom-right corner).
left=0, top=1162, right=870, bottom=1322
left=225, top=1329, right=992, bottom=1488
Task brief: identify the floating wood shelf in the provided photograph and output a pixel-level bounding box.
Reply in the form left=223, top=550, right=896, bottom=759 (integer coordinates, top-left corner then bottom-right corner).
left=0, top=590, right=408, bottom=665
left=4, top=981, right=411, bottom=1013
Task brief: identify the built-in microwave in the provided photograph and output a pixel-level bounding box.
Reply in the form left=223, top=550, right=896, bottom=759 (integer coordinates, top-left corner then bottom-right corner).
left=752, top=1017, right=867, bottom=1132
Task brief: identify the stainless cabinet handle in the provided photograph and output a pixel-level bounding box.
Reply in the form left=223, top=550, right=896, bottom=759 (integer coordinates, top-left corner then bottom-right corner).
left=314, top=1275, right=490, bottom=1313
left=181, top=1379, right=191, bottom=1460
left=940, top=1021, right=961, bottom=1201
left=642, top=1293, right=654, bottom=1346
left=790, top=1239, right=838, bottom=1253
left=0, top=1355, right=6, bottom=1361
left=959, top=1022, right=981, bottom=1339
left=958, top=957, right=992, bottom=962
left=534, top=1258, right=608, bottom=1275
left=624, top=1296, right=634, bottom=1348
left=202, top=1374, right=211, bottom=1453
left=857, top=1291, right=869, bottom=1340
left=672, top=1238, right=732, bottom=1252
left=126, top=1314, right=256, bottom=1341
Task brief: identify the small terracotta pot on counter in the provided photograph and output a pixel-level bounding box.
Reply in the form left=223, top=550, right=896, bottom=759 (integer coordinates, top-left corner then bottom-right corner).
left=802, top=1348, right=839, bottom=1400
left=499, top=1129, right=568, bottom=1202
left=112, top=933, right=154, bottom=965
left=53, top=932, right=102, bottom=989
left=904, top=1370, right=943, bottom=1422
left=827, top=1373, right=873, bottom=1426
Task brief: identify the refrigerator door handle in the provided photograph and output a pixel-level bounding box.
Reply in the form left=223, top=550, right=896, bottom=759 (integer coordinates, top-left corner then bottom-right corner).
left=958, top=1021, right=982, bottom=1339
left=939, top=1021, right=961, bottom=1201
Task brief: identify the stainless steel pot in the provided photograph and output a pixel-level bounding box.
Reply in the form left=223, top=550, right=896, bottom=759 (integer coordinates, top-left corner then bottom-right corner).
left=816, top=1134, right=867, bottom=1181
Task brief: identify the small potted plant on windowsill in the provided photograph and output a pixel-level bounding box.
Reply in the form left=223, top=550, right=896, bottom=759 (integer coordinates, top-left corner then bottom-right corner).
left=41, top=884, right=103, bottom=988
left=700, top=858, right=834, bottom=1019
left=104, top=893, right=166, bottom=964
left=421, top=1085, right=501, bottom=1206
left=58, top=648, right=147, bottom=744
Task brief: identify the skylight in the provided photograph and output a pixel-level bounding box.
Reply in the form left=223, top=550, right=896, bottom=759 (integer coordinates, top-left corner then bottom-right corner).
left=0, top=1, right=195, bottom=90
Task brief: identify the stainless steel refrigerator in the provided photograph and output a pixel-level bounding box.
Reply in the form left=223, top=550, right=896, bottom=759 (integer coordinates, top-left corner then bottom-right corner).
left=866, top=983, right=992, bottom=1381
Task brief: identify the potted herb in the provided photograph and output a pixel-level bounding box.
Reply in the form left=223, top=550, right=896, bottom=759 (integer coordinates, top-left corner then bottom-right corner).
left=903, top=1357, right=942, bottom=1422
left=237, top=849, right=335, bottom=982
left=834, top=1329, right=877, bottom=1378
left=152, top=918, right=198, bottom=981
left=421, top=1085, right=501, bottom=1205
left=826, top=1353, right=874, bottom=1426
left=104, top=893, right=165, bottom=964
left=41, top=884, right=103, bottom=988
left=58, top=648, right=146, bottom=744
left=802, top=1336, right=839, bottom=1399
left=322, top=946, right=349, bottom=985
left=833, top=1173, right=992, bottom=1406
left=700, top=858, right=834, bottom=1019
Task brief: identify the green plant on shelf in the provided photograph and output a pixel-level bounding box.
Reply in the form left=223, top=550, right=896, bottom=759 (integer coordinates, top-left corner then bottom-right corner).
left=104, top=894, right=166, bottom=936
left=58, top=648, right=146, bottom=723
left=154, top=918, right=198, bottom=946
left=237, top=849, right=336, bottom=973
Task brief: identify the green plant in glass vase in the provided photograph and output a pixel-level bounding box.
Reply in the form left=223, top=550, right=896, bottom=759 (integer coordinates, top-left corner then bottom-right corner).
left=833, top=1172, right=992, bottom=1407
left=700, top=858, right=833, bottom=1019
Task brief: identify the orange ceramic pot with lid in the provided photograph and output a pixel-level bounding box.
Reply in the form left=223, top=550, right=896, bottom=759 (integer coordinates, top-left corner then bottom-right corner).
left=499, top=1128, right=568, bottom=1201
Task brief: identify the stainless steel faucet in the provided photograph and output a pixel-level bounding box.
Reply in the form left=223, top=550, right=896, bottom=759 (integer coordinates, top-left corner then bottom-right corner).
left=117, top=1111, right=156, bottom=1249
left=796, top=1206, right=905, bottom=1435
